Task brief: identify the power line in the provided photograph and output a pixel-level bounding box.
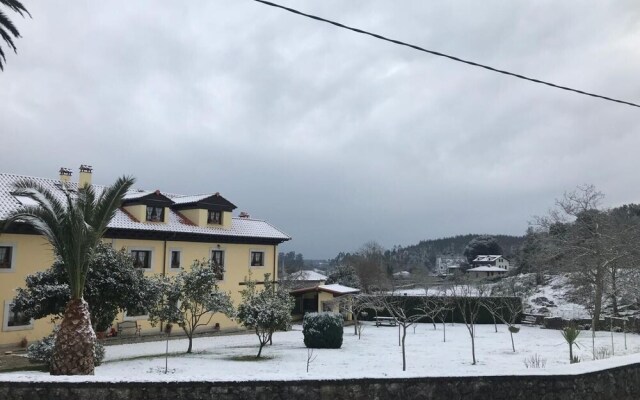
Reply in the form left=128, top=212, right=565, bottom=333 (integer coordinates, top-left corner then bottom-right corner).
left=253, top=0, right=640, bottom=109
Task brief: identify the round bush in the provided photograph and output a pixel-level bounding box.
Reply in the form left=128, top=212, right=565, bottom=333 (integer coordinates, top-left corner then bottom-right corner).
left=303, top=312, right=343, bottom=349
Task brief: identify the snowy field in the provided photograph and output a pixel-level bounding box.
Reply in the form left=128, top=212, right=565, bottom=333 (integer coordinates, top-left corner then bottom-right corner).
left=2, top=322, right=640, bottom=382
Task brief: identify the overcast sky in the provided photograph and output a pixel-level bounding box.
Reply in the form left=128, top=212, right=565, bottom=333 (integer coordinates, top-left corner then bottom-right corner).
left=1, top=1, right=639, bottom=259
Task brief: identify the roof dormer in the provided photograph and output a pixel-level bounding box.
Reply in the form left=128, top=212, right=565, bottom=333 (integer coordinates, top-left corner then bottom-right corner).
left=121, top=190, right=174, bottom=223
left=171, top=193, right=236, bottom=228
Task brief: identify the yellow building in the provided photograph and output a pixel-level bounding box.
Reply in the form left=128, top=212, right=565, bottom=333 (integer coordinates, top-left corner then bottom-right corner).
left=0, top=167, right=290, bottom=347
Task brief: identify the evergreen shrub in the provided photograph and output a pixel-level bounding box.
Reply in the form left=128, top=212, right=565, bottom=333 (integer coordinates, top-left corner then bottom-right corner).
left=303, top=312, right=343, bottom=349
left=28, top=328, right=105, bottom=367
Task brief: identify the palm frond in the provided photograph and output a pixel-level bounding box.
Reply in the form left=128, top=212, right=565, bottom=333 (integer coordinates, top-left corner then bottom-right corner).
left=0, top=30, right=17, bottom=63
left=0, top=0, right=30, bottom=17
left=3, top=207, right=64, bottom=251
left=12, top=180, right=67, bottom=215
left=3, top=176, right=135, bottom=299
left=92, top=176, right=135, bottom=235
left=0, top=10, right=19, bottom=39
left=0, top=0, right=29, bottom=71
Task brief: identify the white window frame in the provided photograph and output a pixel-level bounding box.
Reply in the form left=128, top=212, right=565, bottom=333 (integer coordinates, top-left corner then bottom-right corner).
left=3, top=300, right=33, bottom=332
left=129, top=247, right=154, bottom=270
left=169, top=248, right=182, bottom=270
left=207, top=210, right=223, bottom=225
left=249, top=250, right=266, bottom=268
left=0, top=243, right=16, bottom=273
left=210, top=248, right=226, bottom=282
left=145, top=206, right=165, bottom=222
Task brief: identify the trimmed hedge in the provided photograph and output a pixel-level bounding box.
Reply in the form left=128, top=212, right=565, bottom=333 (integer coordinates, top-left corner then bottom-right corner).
left=303, top=312, right=343, bottom=349
left=361, top=296, right=522, bottom=325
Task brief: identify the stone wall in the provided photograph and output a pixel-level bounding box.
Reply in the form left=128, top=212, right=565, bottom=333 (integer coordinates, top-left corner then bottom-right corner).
left=1, top=362, right=639, bottom=400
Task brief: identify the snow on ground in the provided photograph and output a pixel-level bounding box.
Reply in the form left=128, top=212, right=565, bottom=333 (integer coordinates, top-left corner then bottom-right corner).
left=525, top=274, right=589, bottom=318
left=2, top=322, right=640, bottom=382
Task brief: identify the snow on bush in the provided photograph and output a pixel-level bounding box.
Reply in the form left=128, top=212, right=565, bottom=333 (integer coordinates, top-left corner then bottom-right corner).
left=303, top=312, right=343, bottom=349
left=28, top=328, right=105, bottom=367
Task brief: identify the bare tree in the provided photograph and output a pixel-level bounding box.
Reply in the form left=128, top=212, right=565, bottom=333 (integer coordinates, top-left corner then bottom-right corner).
left=353, top=241, right=390, bottom=293
left=306, top=348, right=317, bottom=373
left=604, top=205, right=640, bottom=315
left=372, top=294, right=419, bottom=371
left=336, top=294, right=374, bottom=337
left=449, top=282, right=487, bottom=365
left=484, top=296, right=523, bottom=352
left=414, top=285, right=455, bottom=342
left=534, top=185, right=640, bottom=330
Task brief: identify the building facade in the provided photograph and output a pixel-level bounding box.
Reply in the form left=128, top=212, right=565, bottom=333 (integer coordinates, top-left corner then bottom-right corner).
left=471, top=255, right=510, bottom=270
left=0, top=167, right=290, bottom=346
left=467, top=255, right=510, bottom=279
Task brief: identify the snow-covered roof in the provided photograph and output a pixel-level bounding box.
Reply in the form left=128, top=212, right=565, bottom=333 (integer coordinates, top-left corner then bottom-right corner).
left=291, top=270, right=327, bottom=281
left=290, top=283, right=360, bottom=296
left=170, top=194, right=214, bottom=205
left=317, top=284, right=360, bottom=295
left=122, top=190, right=153, bottom=200
left=473, top=255, right=507, bottom=262
left=0, top=173, right=290, bottom=242
left=467, top=266, right=508, bottom=273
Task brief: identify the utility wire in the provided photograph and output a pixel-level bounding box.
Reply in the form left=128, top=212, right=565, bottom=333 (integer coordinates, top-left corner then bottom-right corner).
left=253, top=0, right=640, bottom=109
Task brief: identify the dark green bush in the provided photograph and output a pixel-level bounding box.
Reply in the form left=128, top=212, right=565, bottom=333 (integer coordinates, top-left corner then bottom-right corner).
left=303, top=312, right=343, bottom=349
left=28, top=328, right=105, bottom=367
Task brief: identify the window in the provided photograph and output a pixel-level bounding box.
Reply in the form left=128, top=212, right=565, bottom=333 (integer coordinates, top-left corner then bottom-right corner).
left=207, top=210, right=222, bottom=224
left=131, top=250, right=152, bottom=269
left=146, top=206, right=164, bottom=222
left=170, top=250, right=181, bottom=269
left=211, top=250, right=225, bottom=280
left=250, top=251, right=265, bottom=267
left=3, top=301, right=33, bottom=331
left=0, top=246, right=14, bottom=270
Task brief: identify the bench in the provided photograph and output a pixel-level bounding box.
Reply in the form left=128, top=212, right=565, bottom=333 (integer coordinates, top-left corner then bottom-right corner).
left=117, top=320, right=141, bottom=337
left=521, top=315, right=538, bottom=325
left=375, top=317, right=397, bottom=327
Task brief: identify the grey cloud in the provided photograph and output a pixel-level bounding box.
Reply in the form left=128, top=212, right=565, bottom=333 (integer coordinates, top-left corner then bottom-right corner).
left=1, top=0, right=638, bottom=258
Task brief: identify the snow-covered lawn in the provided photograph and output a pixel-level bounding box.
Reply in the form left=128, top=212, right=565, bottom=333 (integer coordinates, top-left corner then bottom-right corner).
left=3, top=323, right=640, bottom=382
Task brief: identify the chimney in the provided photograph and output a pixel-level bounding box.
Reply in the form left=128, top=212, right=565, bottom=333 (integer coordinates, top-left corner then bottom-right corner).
left=78, top=164, right=93, bottom=188
left=59, top=167, right=72, bottom=184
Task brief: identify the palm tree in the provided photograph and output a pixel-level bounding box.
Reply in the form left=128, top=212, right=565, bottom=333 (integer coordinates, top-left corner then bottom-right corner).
left=3, top=175, right=134, bottom=375
left=0, top=0, right=30, bottom=70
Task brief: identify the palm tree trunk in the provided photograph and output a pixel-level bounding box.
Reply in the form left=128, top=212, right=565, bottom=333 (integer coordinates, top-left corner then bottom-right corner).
left=51, top=298, right=96, bottom=375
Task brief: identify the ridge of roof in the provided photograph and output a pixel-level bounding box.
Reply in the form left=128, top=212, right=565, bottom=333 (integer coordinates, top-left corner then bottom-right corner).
left=0, top=172, right=290, bottom=241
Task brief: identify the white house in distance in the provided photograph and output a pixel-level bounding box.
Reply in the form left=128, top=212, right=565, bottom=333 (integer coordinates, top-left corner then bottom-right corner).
left=436, top=256, right=465, bottom=276
left=467, top=255, right=510, bottom=279
left=392, top=271, right=411, bottom=280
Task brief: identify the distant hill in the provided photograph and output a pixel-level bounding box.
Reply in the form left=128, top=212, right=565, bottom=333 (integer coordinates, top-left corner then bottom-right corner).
left=388, top=234, right=525, bottom=273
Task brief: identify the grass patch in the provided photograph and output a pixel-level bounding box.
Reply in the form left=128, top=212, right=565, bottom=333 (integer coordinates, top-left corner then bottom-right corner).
left=102, top=350, right=191, bottom=364
left=225, top=355, right=274, bottom=362
left=0, top=364, right=48, bottom=373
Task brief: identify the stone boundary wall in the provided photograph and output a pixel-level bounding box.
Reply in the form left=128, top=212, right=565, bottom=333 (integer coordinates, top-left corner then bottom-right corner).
left=1, top=362, right=639, bottom=400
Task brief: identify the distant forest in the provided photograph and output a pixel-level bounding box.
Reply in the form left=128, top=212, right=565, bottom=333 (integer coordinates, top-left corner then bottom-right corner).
left=324, top=234, right=525, bottom=274
left=387, top=234, right=524, bottom=272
